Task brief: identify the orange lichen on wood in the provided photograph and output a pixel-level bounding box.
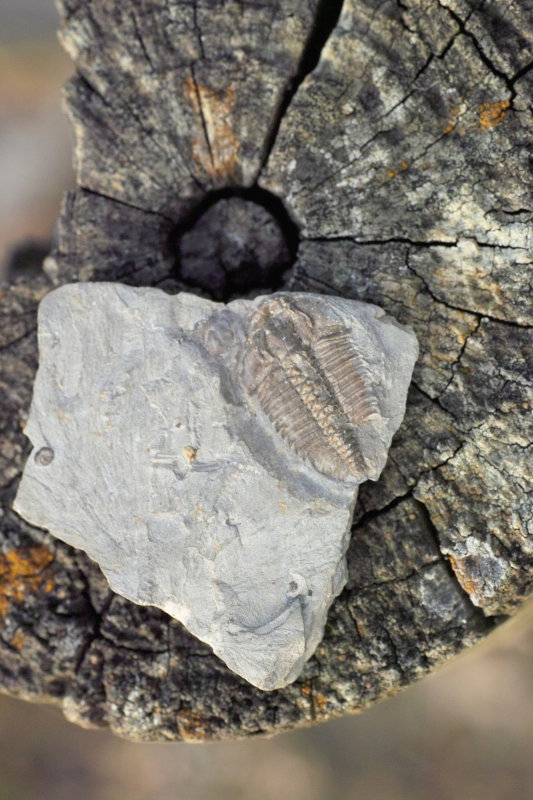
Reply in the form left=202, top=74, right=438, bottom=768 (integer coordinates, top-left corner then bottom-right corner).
left=449, top=555, right=479, bottom=597
left=479, top=101, right=510, bottom=130
left=300, top=680, right=328, bottom=715
left=183, top=76, right=240, bottom=183
left=314, top=692, right=328, bottom=714
left=177, top=709, right=210, bottom=741
left=442, top=107, right=459, bottom=135
left=0, top=545, right=54, bottom=621
left=10, top=629, right=26, bottom=650
left=387, top=160, right=409, bottom=179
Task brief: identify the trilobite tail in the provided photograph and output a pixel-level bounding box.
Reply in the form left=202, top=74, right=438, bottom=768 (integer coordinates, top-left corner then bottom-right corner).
left=313, top=331, right=380, bottom=425
left=255, top=356, right=366, bottom=480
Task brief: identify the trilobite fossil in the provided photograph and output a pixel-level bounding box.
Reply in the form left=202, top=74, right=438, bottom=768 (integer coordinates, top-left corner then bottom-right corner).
left=242, top=296, right=380, bottom=481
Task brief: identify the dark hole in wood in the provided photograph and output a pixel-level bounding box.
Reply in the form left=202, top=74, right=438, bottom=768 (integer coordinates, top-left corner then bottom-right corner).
left=169, top=186, right=300, bottom=302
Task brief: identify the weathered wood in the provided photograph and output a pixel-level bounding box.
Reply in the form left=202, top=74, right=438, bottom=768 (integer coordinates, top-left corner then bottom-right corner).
left=57, top=0, right=323, bottom=208
left=0, top=0, right=531, bottom=740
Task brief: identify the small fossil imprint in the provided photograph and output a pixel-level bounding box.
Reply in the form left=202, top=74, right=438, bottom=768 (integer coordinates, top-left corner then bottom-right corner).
left=34, top=447, right=55, bottom=466
left=227, top=573, right=309, bottom=637
left=242, top=296, right=380, bottom=481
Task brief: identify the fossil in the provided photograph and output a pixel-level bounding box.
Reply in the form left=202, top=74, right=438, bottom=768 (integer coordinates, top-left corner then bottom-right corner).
left=14, top=284, right=418, bottom=690
left=243, top=296, right=380, bottom=482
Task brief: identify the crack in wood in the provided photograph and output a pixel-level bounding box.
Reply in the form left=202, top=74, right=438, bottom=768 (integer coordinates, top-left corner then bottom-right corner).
left=258, top=0, right=345, bottom=173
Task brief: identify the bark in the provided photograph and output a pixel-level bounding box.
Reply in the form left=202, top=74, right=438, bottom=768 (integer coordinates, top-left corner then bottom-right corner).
left=0, top=0, right=531, bottom=741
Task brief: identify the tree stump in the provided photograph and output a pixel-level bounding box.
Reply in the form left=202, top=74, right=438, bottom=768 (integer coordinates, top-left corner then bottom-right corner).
left=0, top=0, right=531, bottom=741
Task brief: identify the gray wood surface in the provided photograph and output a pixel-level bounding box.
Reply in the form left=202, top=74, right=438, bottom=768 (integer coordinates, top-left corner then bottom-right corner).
left=0, top=0, right=531, bottom=740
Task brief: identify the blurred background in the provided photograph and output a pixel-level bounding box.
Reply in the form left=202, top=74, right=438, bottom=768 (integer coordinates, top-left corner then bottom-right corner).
left=0, top=0, right=73, bottom=282
left=2, top=3, right=533, bottom=799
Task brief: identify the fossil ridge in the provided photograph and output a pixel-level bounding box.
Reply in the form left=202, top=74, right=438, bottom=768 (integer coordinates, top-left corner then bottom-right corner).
left=14, top=284, right=418, bottom=690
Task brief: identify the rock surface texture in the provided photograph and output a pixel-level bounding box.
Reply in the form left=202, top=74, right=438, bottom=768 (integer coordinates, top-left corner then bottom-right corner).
left=0, top=0, right=532, bottom=739
left=14, top=284, right=418, bottom=691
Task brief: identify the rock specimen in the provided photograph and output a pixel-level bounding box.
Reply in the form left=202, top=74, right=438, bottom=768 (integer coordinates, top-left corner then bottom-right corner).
left=14, top=283, right=418, bottom=690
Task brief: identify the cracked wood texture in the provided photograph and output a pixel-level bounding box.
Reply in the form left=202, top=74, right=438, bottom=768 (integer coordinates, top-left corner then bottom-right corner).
left=0, top=0, right=532, bottom=741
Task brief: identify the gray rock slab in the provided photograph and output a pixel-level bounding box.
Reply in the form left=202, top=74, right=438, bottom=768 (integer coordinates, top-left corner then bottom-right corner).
left=14, top=284, right=418, bottom=690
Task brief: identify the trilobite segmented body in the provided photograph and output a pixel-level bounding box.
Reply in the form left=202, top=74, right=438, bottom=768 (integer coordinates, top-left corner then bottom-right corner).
left=242, top=296, right=380, bottom=481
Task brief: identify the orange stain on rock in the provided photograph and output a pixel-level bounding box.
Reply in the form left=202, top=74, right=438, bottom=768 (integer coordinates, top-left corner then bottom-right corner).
left=479, top=101, right=510, bottom=129
left=183, top=445, right=197, bottom=463
left=0, top=545, right=54, bottom=622
left=54, top=407, right=72, bottom=422
left=184, top=76, right=240, bottom=183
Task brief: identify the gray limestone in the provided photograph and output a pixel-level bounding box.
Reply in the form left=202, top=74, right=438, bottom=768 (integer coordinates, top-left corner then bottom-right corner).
left=14, top=284, right=418, bottom=690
